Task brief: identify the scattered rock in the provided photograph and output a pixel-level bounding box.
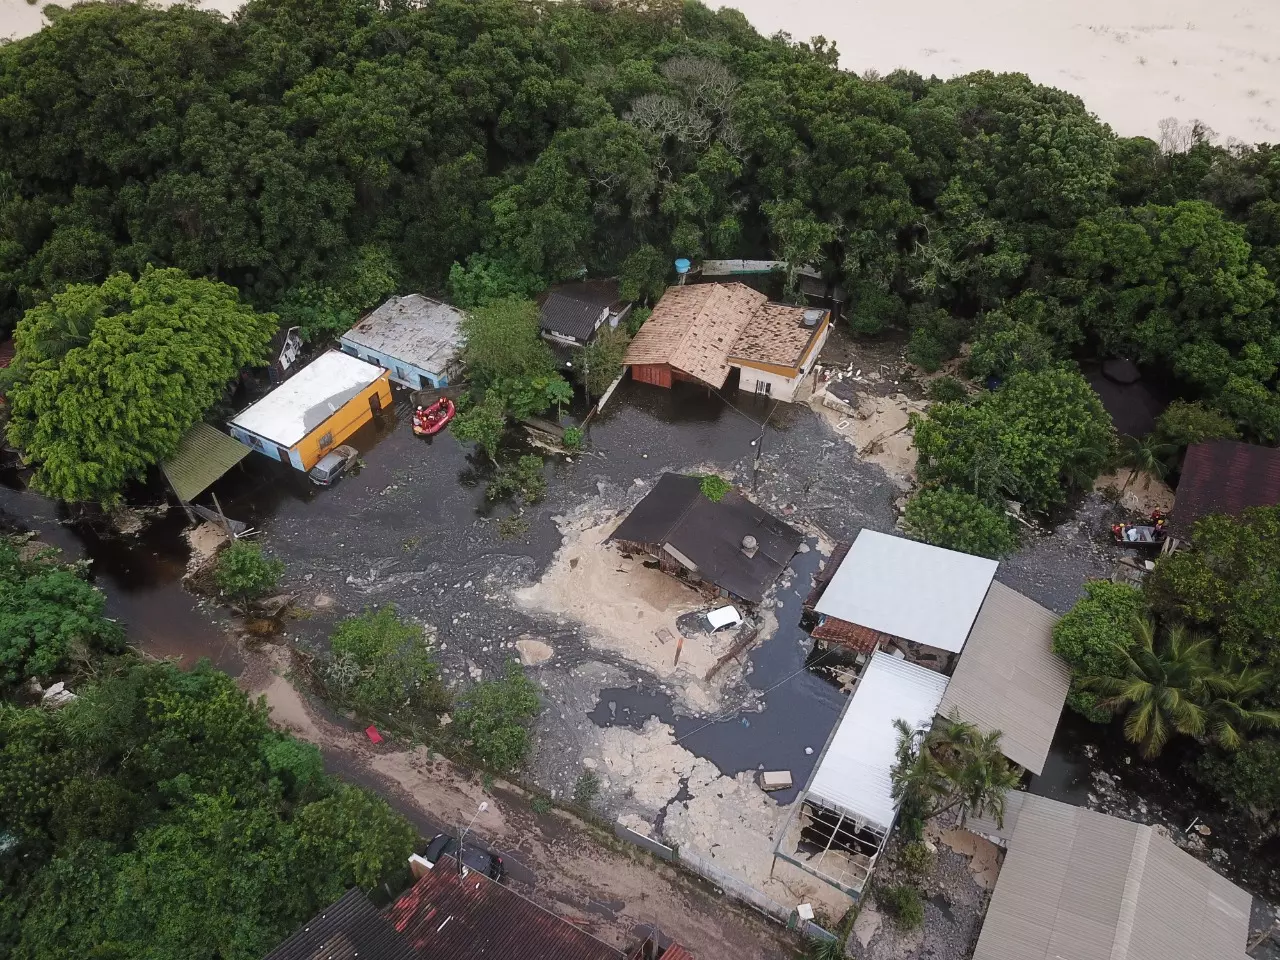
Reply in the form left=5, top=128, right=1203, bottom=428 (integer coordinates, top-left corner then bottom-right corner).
left=515, top=637, right=555, bottom=666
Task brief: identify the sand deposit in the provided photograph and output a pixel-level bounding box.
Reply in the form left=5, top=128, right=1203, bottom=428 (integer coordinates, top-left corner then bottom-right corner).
left=1093, top=468, right=1176, bottom=515
left=596, top=718, right=855, bottom=916
left=184, top=520, right=229, bottom=575
left=811, top=390, right=923, bottom=488
left=513, top=512, right=738, bottom=708
left=719, top=0, right=1280, bottom=144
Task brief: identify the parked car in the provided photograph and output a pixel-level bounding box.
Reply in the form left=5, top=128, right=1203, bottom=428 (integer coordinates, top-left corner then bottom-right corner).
left=422, top=832, right=505, bottom=881
left=307, top=444, right=358, bottom=486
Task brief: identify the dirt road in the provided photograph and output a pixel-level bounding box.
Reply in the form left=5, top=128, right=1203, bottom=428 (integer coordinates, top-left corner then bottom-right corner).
left=242, top=648, right=798, bottom=960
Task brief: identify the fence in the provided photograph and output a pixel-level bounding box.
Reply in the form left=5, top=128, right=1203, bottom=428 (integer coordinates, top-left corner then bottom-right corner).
left=614, top=822, right=675, bottom=861
left=676, top=848, right=837, bottom=943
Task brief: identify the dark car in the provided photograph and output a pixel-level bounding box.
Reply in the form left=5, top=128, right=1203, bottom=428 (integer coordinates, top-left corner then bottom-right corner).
left=307, top=444, right=358, bottom=486
left=423, top=832, right=505, bottom=881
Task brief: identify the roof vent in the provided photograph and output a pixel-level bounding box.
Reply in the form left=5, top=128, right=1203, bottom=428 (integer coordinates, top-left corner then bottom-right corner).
left=802, top=308, right=824, bottom=328
left=741, top=534, right=758, bottom=558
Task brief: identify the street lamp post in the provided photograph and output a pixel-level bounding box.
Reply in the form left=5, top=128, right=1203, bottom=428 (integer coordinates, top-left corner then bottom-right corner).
left=457, top=801, right=488, bottom=876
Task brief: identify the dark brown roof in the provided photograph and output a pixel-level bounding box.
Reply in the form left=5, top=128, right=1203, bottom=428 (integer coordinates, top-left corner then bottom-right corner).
left=608, top=473, right=804, bottom=603
left=264, top=889, right=417, bottom=960
left=540, top=292, right=609, bottom=341
left=386, top=858, right=622, bottom=960
left=1169, top=440, right=1280, bottom=537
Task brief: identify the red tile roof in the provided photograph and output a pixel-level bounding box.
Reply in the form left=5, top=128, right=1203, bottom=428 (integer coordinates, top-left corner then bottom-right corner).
left=810, top=616, right=886, bottom=653
left=1169, top=440, right=1280, bottom=537
left=386, top=859, right=623, bottom=960
left=659, top=946, right=696, bottom=960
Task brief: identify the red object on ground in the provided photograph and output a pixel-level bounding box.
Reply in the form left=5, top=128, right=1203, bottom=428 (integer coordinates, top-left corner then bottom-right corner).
left=412, top=398, right=456, bottom=436
left=365, top=725, right=383, bottom=744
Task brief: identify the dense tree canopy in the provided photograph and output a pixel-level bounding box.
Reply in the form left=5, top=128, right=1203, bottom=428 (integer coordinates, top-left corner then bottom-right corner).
left=0, top=661, right=414, bottom=960
left=0, top=0, right=1273, bottom=455
left=2, top=268, right=275, bottom=503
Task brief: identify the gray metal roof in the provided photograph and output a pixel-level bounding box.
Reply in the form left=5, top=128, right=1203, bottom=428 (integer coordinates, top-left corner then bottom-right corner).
left=342, top=294, right=464, bottom=376
left=813, top=529, right=997, bottom=654
left=264, top=888, right=417, bottom=960
left=973, top=794, right=1251, bottom=960
left=160, top=423, right=251, bottom=502
left=936, top=582, right=1070, bottom=774
left=962, top=789, right=1027, bottom=844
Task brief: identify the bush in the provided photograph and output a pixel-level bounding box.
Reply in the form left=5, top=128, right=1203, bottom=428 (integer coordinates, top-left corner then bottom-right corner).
left=0, top=537, right=124, bottom=686
left=876, top=884, right=924, bottom=930
left=898, top=841, right=935, bottom=882
left=906, top=306, right=966, bottom=372
left=1153, top=400, right=1239, bottom=455
left=214, top=541, right=284, bottom=606
left=926, top=376, right=967, bottom=403
left=447, top=253, right=544, bottom=309
left=573, top=769, right=601, bottom=807
left=1192, top=739, right=1280, bottom=820
left=903, top=488, right=1018, bottom=559
left=562, top=426, right=583, bottom=450
left=1052, top=581, right=1146, bottom=721
left=626, top=306, right=652, bottom=337
left=452, top=662, right=542, bottom=771
left=699, top=474, right=732, bottom=502
left=578, top=326, right=629, bottom=398
left=326, top=606, right=450, bottom=724
left=487, top=454, right=547, bottom=504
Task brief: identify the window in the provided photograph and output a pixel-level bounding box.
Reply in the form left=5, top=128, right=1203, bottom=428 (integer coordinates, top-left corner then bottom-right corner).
left=319, top=432, right=334, bottom=449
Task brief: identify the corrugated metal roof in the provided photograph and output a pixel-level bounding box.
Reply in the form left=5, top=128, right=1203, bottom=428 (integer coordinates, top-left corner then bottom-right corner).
left=540, top=292, right=610, bottom=341
left=936, top=582, right=1070, bottom=775
left=972, top=794, right=1251, bottom=960
left=813, top=530, right=997, bottom=654
left=387, top=858, right=623, bottom=960
left=231, top=351, right=384, bottom=447
left=342, top=295, right=464, bottom=377
left=264, top=888, right=418, bottom=960
left=962, top=789, right=1027, bottom=843
left=160, top=423, right=251, bottom=503
left=1169, top=439, right=1280, bottom=537
left=807, top=651, right=950, bottom=832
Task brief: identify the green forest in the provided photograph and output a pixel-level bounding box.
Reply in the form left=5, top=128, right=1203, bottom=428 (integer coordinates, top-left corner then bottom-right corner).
left=1, top=0, right=1278, bottom=455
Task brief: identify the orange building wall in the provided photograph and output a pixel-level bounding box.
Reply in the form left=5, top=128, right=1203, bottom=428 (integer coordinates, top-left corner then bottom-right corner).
left=291, top=372, right=392, bottom=470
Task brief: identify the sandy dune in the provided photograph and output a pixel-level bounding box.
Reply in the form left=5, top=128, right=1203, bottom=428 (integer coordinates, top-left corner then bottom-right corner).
left=721, top=0, right=1280, bottom=143
left=3, top=0, right=1275, bottom=142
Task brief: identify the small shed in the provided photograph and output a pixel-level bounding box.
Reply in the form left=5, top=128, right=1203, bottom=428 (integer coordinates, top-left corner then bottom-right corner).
left=608, top=473, right=803, bottom=604
left=230, top=351, right=390, bottom=473
left=538, top=279, right=630, bottom=347
left=340, top=294, right=465, bottom=389
left=774, top=651, right=950, bottom=897
left=936, top=582, right=1070, bottom=774
left=813, top=529, right=997, bottom=656
left=1168, top=439, right=1280, bottom=539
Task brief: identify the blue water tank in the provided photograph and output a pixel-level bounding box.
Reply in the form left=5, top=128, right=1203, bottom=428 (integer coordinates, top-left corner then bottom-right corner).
left=674, top=258, right=691, bottom=275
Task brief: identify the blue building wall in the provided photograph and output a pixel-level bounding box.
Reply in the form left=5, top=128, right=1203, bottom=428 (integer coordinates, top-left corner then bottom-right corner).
left=338, top=339, right=449, bottom=389
left=229, top=426, right=305, bottom=470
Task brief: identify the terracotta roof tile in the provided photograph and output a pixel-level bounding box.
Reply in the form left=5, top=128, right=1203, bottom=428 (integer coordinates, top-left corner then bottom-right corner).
left=624, top=283, right=765, bottom=387
left=811, top=617, right=886, bottom=653
left=728, top=303, right=826, bottom=369
left=1169, top=440, right=1280, bottom=537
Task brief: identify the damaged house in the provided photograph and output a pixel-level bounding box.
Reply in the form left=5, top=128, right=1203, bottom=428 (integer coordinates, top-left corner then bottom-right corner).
left=608, top=473, right=803, bottom=605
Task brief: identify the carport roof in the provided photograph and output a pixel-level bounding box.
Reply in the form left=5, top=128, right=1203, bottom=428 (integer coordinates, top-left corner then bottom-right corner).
left=807, top=651, right=950, bottom=832
left=936, top=582, right=1070, bottom=774
left=160, top=423, right=251, bottom=503
left=813, top=529, right=997, bottom=654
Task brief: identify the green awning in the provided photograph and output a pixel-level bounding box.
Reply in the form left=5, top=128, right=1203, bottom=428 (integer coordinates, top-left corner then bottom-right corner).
left=161, top=423, right=251, bottom=502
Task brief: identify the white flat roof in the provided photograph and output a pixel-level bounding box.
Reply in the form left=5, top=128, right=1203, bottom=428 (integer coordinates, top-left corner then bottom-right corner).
left=814, top=529, right=997, bottom=653
left=230, top=351, right=384, bottom=447
left=807, top=651, right=950, bottom=832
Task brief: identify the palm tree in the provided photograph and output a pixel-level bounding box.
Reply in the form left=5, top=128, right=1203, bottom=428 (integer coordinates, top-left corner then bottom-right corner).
left=1082, top=618, right=1226, bottom=757
left=890, top=712, right=1023, bottom=829
left=1205, top=663, right=1280, bottom=750
left=1118, top=434, right=1175, bottom=492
